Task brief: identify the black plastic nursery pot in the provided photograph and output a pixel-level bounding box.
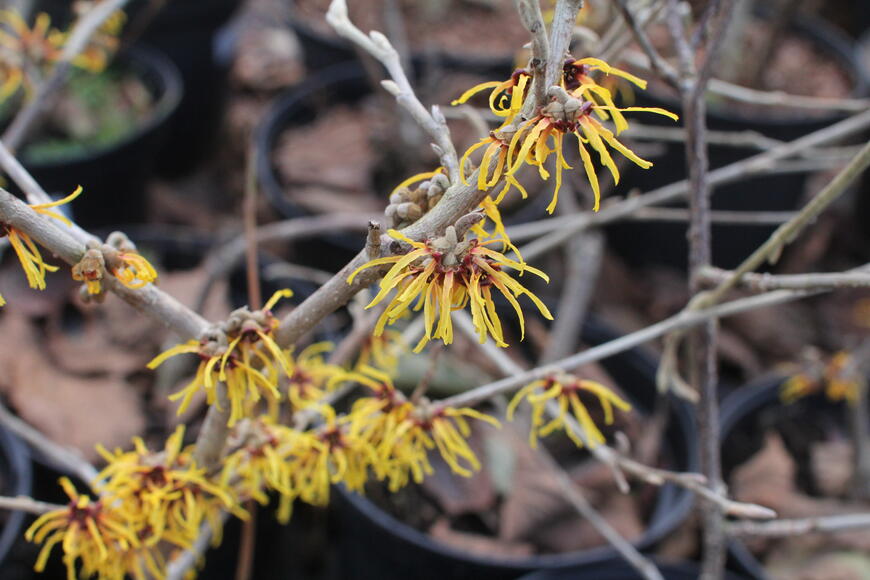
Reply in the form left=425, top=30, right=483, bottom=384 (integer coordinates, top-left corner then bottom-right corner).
left=31, top=0, right=240, bottom=177
left=288, top=2, right=515, bottom=77
left=519, top=558, right=751, bottom=579
left=127, top=0, right=243, bottom=177
left=333, top=316, right=699, bottom=580
left=718, top=375, right=868, bottom=580
left=256, top=62, right=376, bottom=273
left=19, top=45, right=182, bottom=232
left=605, top=15, right=868, bottom=272
left=0, top=424, right=34, bottom=577
left=718, top=378, right=785, bottom=580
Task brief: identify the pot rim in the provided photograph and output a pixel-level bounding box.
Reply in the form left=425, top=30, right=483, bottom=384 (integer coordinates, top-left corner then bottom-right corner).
left=0, top=425, right=33, bottom=566
left=255, top=62, right=370, bottom=250
left=21, top=44, right=183, bottom=169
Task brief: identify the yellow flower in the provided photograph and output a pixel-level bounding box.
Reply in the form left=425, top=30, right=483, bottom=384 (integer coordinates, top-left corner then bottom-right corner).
left=355, top=329, right=406, bottom=374
left=505, top=94, right=677, bottom=213
left=348, top=226, right=552, bottom=352
left=221, top=419, right=306, bottom=524
left=95, top=426, right=243, bottom=551
left=381, top=403, right=500, bottom=486
left=25, top=477, right=138, bottom=580
left=288, top=405, right=379, bottom=505
left=780, top=372, right=816, bottom=404
left=0, top=10, right=64, bottom=99
left=108, top=249, right=158, bottom=289
left=0, top=9, right=124, bottom=102
left=781, top=351, right=864, bottom=406
left=284, top=342, right=346, bottom=411
left=508, top=373, right=631, bottom=448
left=452, top=68, right=531, bottom=123
left=71, top=8, right=125, bottom=72
left=459, top=124, right=529, bottom=204
left=147, top=289, right=295, bottom=426
left=0, top=187, right=82, bottom=300
left=454, top=57, right=676, bottom=213
left=2, top=225, right=58, bottom=290
left=71, top=248, right=105, bottom=295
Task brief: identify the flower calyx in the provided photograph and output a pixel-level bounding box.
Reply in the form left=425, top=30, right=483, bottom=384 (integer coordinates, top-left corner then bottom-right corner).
left=542, top=85, right=593, bottom=130
left=72, top=246, right=106, bottom=300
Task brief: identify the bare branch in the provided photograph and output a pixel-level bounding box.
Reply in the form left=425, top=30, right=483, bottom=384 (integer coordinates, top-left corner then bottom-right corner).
left=0, top=401, right=98, bottom=485
left=545, top=0, right=583, bottom=88
left=729, top=513, right=870, bottom=537
left=440, top=286, right=826, bottom=410
left=699, top=264, right=870, bottom=291
left=0, top=495, right=63, bottom=515
left=514, top=108, right=870, bottom=261
left=515, top=0, right=550, bottom=113
left=325, top=0, right=460, bottom=183
left=0, top=188, right=209, bottom=339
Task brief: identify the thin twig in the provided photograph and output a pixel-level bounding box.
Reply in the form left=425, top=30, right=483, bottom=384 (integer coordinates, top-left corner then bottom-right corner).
left=451, top=310, right=774, bottom=519
left=614, top=0, right=681, bottom=88
left=545, top=0, right=583, bottom=88
left=515, top=0, right=550, bottom=113
left=440, top=287, right=825, bottom=410
left=515, top=108, right=870, bottom=262
left=325, top=0, right=460, bottom=184
left=194, top=213, right=374, bottom=313
left=624, top=50, right=870, bottom=112
left=242, top=147, right=262, bottom=311
left=0, top=188, right=209, bottom=340
left=666, top=1, right=735, bottom=574
left=0, top=496, right=63, bottom=515
left=0, top=401, right=98, bottom=485
left=728, top=513, right=870, bottom=537
left=536, top=441, right=664, bottom=580
left=699, top=264, right=870, bottom=291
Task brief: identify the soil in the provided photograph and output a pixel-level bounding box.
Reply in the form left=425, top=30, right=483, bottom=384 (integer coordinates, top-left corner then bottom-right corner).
left=20, top=67, right=154, bottom=163
left=292, top=0, right=528, bottom=64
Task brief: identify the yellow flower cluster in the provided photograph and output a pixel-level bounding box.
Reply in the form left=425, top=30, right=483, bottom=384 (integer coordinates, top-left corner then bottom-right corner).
left=148, top=290, right=299, bottom=426
left=508, top=372, right=631, bottom=447
left=781, top=351, right=864, bottom=405
left=0, top=8, right=123, bottom=102
left=149, top=291, right=350, bottom=425
left=347, top=366, right=501, bottom=489
left=26, top=428, right=242, bottom=580
left=349, top=226, right=551, bottom=352
left=454, top=57, right=677, bottom=213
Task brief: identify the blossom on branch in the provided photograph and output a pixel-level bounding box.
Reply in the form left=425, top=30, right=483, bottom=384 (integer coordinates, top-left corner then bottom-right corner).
left=25, top=477, right=138, bottom=580
left=508, top=373, right=631, bottom=448
left=781, top=351, right=864, bottom=405
left=94, top=426, right=242, bottom=552
left=0, top=186, right=82, bottom=305
left=348, top=224, right=551, bottom=352
left=147, top=290, right=296, bottom=425
left=453, top=57, right=677, bottom=214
